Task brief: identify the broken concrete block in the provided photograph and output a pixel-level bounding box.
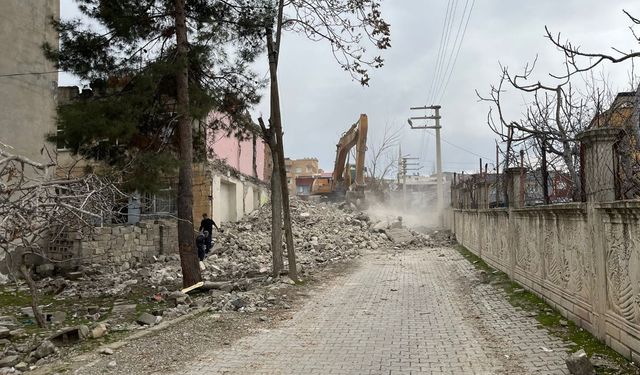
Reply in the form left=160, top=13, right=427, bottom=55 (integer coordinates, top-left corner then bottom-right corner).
left=99, top=347, right=114, bottom=355
left=33, top=340, right=56, bottom=359
left=0, top=317, right=18, bottom=330
left=167, top=292, right=189, bottom=307
left=36, top=263, right=55, bottom=276
left=14, top=362, right=28, bottom=371
left=91, top=323, right=108, bottom=339
left=136, top=312, right=157, bottom=326
left=48, top=325, right=89, bottom=346
left=566, top=349, right=595, bottom=375
left=49, top=311, right=66, bottom=325
left=86, top=306, right=100, bottom=315
left=0, top=328, right=9, bottom=339
left=0, top=355, right=19, bottom=368
left=383, top=228, right=415, bottom=243
left=111, top=304, right=137, bottom=317
left=65, top=271, right=83, bottom=280
left=9, top=329, right=25, bottom=338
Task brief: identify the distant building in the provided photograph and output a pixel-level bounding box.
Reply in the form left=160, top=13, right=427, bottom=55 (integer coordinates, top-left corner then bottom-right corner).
left=0, top=1, right=59, bottom=165
left=284, top=158, right=320, bottom=195
left=589, top=87, right=640, bottom=199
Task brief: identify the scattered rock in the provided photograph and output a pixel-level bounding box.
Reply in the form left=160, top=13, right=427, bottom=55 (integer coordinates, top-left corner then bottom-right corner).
left=86, top=306, right=100, bottom=315
left=566, top=349, right=595, bottom=375
left=0, top=355, right=19, bottom=368
left=36, top=263, right=55, bottom=277
left=91, top=323, right=108, bottom=339
left=48, top=325, right=89, bottom=346
left=49, top=311, right=66, bottom=325
left=0, top=328, right=9, bottom=339
left=0, top=317, right=18, bottom=330
left=136, top=312, right=158, bottom=326
left=98, top=347, right=114, bottom=355
left=111, top=304, right=137, bottom=317
left=107, top=360, right=117, bottom=369
left=14, top=362, right=27, bottom=371
left=33, top=340, right=56, bottom=359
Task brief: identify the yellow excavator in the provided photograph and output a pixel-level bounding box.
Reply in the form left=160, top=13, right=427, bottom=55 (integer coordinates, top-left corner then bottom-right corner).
left=311, top=114, right=368, bottom=205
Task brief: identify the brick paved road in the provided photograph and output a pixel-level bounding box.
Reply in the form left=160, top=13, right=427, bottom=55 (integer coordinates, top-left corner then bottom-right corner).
left=176, top=247, right=569, bottom=375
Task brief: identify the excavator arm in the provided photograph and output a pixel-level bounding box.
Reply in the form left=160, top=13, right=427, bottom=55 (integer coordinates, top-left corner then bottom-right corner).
left=332, top=114, right=368, bottom=192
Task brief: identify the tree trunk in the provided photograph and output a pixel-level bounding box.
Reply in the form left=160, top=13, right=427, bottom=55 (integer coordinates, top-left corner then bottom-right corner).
left=270, top=146, right=285, bottom=275
left=266, top=28, right=297, bottom=281
left=259, top=119, right=284, bottom=276
left=174, top=0, right=201, bottom=287
left=20, top=265, right=46, bottom=328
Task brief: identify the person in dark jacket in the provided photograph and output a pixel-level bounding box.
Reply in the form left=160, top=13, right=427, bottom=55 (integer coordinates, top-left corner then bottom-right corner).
left=199, top=213, right=220, bottom=254
left=196, top=230, right=208, bottom=262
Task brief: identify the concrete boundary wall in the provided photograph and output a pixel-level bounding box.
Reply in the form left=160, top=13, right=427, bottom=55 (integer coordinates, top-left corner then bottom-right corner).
left=452, top=201, right=640, bottom=361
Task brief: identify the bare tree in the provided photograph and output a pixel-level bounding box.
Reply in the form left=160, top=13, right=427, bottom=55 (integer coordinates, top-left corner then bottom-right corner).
left=259, top=0, right=391, bottom=281
left=367, top=122, right=402, bottom=196
left=477, top=56, right=618, bottom=202
left=481, top=9, right=640, bottom=202
left=0, top=143, right=126, bottom=327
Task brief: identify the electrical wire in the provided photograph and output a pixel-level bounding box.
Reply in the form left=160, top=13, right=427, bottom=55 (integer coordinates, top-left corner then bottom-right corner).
left=434, top=0, right=471, bottom=101
left=0, top=70, right=61, bottom=78
left=437, top=0, right=475, bottom=103
left=426, top=0, right=454, bottom=105
left=433, top=0, right=460, bottom=102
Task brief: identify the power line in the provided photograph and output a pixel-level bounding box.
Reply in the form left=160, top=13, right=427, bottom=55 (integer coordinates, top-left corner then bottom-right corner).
left=430, top=0, right=460, bottom=104
left=0, top=70, right=61, bottom=78
left=437, top=0, right=475, bottom=103
left=426, top=0, right=453, bottom=105
left=434, top=0, right=472, bottom=102
left=422, top=129, right=494, bottom=162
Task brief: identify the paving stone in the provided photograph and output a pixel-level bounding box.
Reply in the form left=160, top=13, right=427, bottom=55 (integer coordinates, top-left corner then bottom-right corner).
left=173, top=247, right=570, bottom=374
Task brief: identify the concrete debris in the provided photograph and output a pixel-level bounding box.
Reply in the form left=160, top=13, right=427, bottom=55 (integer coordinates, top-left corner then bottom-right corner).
left=99, top=347, right=114, bottom=355
left=0, top=318, right=17, bottom=331
left=48, top=325, right=89, bottom=346
left=91, top=323, right=108, bottom=339
left=565, top=349, right=595, bottom=375
left=107, top=360, right=117, bottom=368
left=111, top=304, right=137, bottom=317
left=0, top=198, right=447, bottom=370
left=49, top=311, right=66, bottom=325
left=136, top=312, right=159, bottom=326
left=32, top=340, right=56, bottom=359
left=0, top=355, right=19, bottom=368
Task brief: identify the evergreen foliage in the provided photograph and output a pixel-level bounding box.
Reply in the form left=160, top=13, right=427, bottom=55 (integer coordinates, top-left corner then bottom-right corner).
left=45, top=0, right=268, bottom=192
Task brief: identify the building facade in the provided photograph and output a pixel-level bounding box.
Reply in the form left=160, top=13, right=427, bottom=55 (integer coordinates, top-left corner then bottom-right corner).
left=0, top=1, right=59, bottom=165
left=284, top=157, right=320, bottom=195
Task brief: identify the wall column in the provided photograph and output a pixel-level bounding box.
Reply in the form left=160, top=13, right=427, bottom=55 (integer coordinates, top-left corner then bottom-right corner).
left=577, top=128, right=622, bottom=203
left=505, top=167, right=527, bottom=208
left=578, top=127, right=621, bottom=341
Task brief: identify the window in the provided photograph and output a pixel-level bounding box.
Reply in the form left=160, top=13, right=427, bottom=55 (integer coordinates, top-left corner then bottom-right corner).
left=295, top=167, right=302, bottom=173
left=141, top=187, right=177, bottom=216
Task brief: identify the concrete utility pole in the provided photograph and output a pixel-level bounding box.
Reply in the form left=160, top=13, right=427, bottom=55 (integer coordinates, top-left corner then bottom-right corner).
left=407, top=105, right=443, bottom=225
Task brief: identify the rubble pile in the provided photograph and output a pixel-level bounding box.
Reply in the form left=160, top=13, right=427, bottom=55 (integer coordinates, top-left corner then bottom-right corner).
left=206, top=198, right=433, bottom=279
left=0, top=198, right=438, bottom=373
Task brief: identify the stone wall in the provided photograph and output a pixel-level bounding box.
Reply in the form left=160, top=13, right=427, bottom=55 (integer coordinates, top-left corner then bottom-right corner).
left=452, top=202, right=640, bottom=361
left=65, top=220, right=178, bottom=272
left=450, top=127, right=640, bottom=361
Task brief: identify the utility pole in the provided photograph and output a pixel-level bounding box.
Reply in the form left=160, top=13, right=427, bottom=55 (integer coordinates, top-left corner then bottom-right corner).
left=399, top=153, right=420, bottom=209
left=408, top=105, right=443, bottom=226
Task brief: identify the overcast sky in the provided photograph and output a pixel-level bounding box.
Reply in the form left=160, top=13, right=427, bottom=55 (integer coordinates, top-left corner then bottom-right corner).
left=59, top=0, right=640, bottom=174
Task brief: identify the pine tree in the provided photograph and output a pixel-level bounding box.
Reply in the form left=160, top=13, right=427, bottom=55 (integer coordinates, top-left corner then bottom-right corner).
left=45, top=0, right=267, bottom=286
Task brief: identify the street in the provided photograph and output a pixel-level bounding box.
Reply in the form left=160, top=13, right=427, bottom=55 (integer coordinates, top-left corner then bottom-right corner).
left=169, top=247, right=569, bottom=375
